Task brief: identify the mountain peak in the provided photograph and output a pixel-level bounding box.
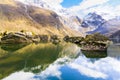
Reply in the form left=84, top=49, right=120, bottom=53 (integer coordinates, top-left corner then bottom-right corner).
left=86, top=12, right=102, bottom=19
left=81, top=12, right=105, bottom=28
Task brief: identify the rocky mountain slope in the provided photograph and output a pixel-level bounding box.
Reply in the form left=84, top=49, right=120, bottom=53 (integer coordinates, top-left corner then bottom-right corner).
left=1, top=0, right=120, bottom=38
left=109, top=30, right=120, bottom=43
left=18, top=0, right=85, bottom=35
left=81, top=13, right=105, bottom=29
left=87, top=16, right=120, bottom=37
left=0, top=0, right=80, bottom=37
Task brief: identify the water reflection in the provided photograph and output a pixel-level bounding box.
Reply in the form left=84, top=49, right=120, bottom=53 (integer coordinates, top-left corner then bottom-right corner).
left=1, top=43, right=120, bottom=80
left=0, top=42, right=80, bottom=80
left=3, top=56, right=120, bottom=80
left=107, top=44, right=120, bottom=57
left=0, top=44, right=28, bottom=52
left=81, top=50, right=107, bottom=58
left=66, top=56, right=120, bottom=80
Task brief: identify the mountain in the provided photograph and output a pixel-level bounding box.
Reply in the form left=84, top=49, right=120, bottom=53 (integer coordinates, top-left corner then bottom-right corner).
left=0, top=0, right=81, bottom=37
left=81, top=12, right=106, bottom=30
left=109, top=30, right=120, bottom=43
left=18, top=0, right=70, bottom=16
left=59, top=16, right=81, bottom=30
left=80, top=12, right=120, bottom=38
left=17, top=0, right=120, bottom=38
left=88, top=17, right=120, bottom=37
left=1, top=0, right=120, bottom=38
left=18, top=0, right=85, bottom=32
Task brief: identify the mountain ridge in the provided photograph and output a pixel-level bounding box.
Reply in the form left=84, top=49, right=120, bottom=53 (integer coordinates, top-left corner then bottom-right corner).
left=1, top=0, right=120, bottom=38
left=0, top=0, right=81, bottom=37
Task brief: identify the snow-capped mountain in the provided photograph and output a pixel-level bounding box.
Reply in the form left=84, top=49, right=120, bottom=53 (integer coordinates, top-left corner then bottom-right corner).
left=109, top=30, right=120, bottom=43
left=81, top=12, right=120, bottom=37
left=88, top=17, right=120, bottom=36
left=17, top=0, right=120, bottom=37
left=81, top=12, right=106, bottom=30
left=0, top=0, right=83, bottom=37
left=18, top=0, right=70, bottom=16
left=17, top=0, right=84, bottom=33
left=18, top=0, right=120, bottom=20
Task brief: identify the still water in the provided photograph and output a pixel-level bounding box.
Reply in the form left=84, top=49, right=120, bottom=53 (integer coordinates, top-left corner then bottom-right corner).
left=0, top=42, right=120, bottom=80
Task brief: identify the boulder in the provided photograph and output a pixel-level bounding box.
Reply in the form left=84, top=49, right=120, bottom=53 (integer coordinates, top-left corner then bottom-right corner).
left=50, top=35, right=61, bottom=44
left=1, top=32, right=32, bottom=44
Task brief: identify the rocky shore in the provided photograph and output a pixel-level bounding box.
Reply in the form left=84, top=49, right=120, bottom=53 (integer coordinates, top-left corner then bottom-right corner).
left=0, top=31, right=112, bottom=51
left=0, top=31, right=61, bottom=44
left=63, top=33, right=112, bottom=51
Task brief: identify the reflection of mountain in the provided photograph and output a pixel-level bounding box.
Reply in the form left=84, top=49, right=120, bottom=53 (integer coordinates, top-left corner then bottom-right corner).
left=0, top=42, right=80, bottom=79
left=0, top=43, right=29, bottom=52
left=81, top=50, right=107, bottom=58
left=59, top=43, right=80, bottom=58
left=107, top=44, right=120, bottom=57
left=0, top=43, right=60, bottom=79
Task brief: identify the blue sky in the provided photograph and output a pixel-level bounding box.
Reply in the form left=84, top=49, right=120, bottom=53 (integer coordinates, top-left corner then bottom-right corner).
left=107, top=0, right=120, bottom=6
left=61, top=0, right=120, bottom=8
left=61, top=0, right=83, bottom=8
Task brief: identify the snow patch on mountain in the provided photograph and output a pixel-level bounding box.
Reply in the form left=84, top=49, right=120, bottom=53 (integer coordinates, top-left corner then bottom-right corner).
left=17, top=0, right=120, bottom=36
left=17, top=0, right=69, bottom=16
left=87, top=17, right=120, bottom=36
left=17, top=0, right=120, bottom=20
left=81, top=12, right=106, bottom=31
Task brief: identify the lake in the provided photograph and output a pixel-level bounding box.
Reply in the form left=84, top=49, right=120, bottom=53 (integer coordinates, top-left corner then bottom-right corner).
left=0, top=42, right=120, bottom=80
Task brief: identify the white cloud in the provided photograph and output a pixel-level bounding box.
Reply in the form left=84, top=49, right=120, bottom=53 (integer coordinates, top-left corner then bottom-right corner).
left=70, top=63, right=107, bottom=79
left=68, top=0, right=120, bottom=19
left=2, top=55, right=120, bottom=80
left=43, top=0, right=63, bottom=9
left=44, top=0, right=63, bottom=4
left=17, top=0, right=120, bottom=20
left=44, top=0, right=120, bottom=20
left=3, top=71, right=35, bottom=80
left=69, top=0, right=109, bottom=12
left=68, top=56, right=120, bottom=80
left=37, top=64, right=61, bottom=80
left=85, top=4, right=120, bottom=20
left=68, top=56, right=108, bottom=79
left=18, top=0, right=64, bottom=9
left=33, top=57, right=71, bottom=80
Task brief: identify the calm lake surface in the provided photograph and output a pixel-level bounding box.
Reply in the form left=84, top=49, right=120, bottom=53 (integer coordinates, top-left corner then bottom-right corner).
left=0, top=42, right=120, bottom=80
